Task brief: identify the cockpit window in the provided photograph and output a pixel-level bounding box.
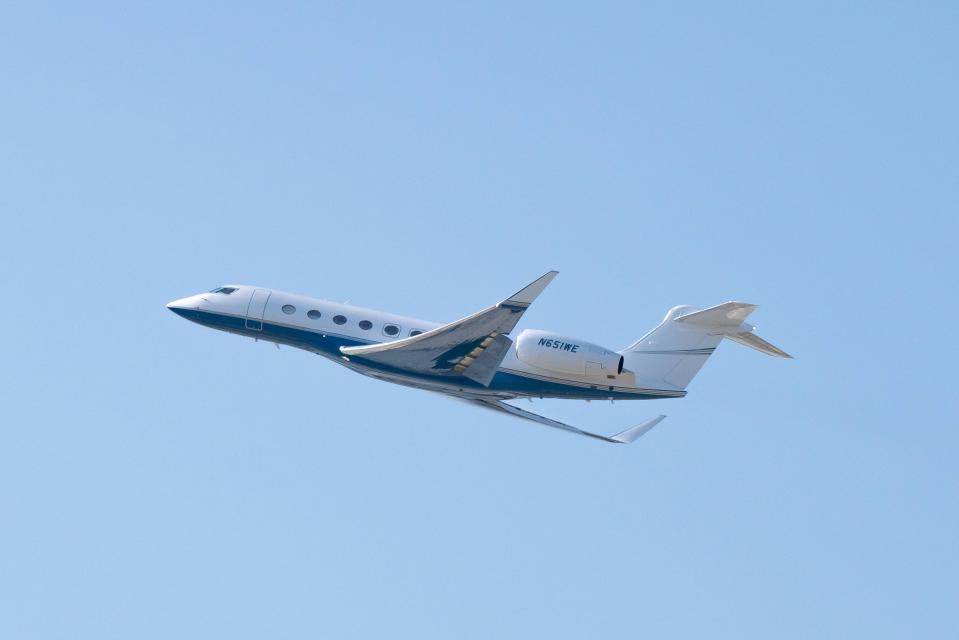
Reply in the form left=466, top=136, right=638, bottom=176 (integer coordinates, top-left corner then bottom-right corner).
left=210, top=287, right=238, bottom=295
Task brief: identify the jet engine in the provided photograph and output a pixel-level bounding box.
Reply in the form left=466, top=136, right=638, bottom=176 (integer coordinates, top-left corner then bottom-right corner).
left=514, top=329, right=624, bottom=378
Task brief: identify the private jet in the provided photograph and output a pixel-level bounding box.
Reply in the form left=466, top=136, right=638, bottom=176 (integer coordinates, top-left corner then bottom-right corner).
left=167, top=271, right=791, bottom=444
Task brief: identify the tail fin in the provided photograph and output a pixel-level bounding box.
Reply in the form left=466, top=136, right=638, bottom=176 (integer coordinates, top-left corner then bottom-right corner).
left=619, top=302, right=791, bottom=390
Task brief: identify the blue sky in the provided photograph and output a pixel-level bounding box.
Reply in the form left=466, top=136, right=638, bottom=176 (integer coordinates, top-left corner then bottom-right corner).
left=1, top=2, right=956, bottom=638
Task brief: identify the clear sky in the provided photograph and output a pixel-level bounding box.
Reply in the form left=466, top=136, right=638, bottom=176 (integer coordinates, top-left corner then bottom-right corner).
left=1, top=2, right=956, bottom=638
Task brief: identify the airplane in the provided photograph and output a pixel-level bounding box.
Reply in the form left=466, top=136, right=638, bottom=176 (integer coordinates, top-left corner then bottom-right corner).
left=167, top=271, right=791, bottom=444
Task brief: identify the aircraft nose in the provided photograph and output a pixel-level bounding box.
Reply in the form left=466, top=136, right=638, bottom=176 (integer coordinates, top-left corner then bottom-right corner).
left=166, top=295, right=201, bottom=318
left=167, top=298, right=187, bottom=318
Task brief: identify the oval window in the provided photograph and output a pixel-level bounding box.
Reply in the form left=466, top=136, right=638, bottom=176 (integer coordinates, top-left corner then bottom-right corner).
left=307, top=310, right=321, bottom=320
left=359, top=320, right=373, bottom=330
left=281, top=304, right=296, bottom=315
left=333, top=315, right=347, bottom=325
left=384, top=324, right=400, bottom=336
left=409, top=329, right=424, bottom=337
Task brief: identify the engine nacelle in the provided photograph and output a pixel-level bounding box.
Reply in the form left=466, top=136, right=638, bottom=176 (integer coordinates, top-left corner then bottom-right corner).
left=514, top=329, right=624, bottom=378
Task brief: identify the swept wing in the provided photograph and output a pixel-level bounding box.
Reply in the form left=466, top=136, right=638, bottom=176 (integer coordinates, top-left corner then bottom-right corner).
left=340, top=271, right=557, bottom=386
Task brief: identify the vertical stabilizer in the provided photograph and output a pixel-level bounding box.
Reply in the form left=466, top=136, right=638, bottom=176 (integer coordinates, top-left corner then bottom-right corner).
left=620, top=302, right=790, bottom=390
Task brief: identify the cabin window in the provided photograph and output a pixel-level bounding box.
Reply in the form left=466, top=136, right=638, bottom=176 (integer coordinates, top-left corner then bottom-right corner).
left=383, top=324, right=400, bottom=337
left=409, top=329, right=424, bottom=337
left=307, top=310, right=321, bottom=320
left=333, top=315, right=347, bottom=325
left=359, top=320, right=373, bottom=330
left=281, top=304, right=296, bottom=315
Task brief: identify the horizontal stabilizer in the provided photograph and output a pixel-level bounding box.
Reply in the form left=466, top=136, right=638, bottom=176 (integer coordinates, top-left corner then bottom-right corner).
left=674, top=302, right=757, bottom=328
left=725, top=330, right=793, bottom=358
left=674, top=301, right=792, bottom=358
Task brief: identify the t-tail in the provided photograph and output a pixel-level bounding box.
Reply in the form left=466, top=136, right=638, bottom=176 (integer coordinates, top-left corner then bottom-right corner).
left=619, top=302, right=792, bottom=391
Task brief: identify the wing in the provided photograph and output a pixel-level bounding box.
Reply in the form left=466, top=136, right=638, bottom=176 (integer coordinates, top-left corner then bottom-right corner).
left=340, top=271, right=557, bottom=386
left=472, top=398, right=666, bottom=444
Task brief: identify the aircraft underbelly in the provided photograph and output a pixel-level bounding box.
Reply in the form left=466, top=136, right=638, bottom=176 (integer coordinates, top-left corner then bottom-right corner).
left=343, top=358, right=672, bottom=401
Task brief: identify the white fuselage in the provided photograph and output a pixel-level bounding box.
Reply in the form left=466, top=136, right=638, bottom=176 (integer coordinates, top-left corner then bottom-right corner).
left=167, top=284, right=684, bottom=401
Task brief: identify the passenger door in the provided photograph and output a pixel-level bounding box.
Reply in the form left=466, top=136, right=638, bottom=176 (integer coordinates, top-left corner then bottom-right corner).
left=245, top=289, right=271, bottom=331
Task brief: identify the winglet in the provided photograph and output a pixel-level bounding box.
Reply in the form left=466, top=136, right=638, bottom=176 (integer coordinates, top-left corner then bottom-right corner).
left=503, top=271, right=558, bottom=307
left=608, top=415, right=666, bottom=444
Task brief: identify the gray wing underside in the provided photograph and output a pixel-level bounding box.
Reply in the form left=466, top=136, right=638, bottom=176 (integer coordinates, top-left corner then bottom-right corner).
left=469, top=398, right=666, bottom=444
left=340, top=271, right=557, bottom=386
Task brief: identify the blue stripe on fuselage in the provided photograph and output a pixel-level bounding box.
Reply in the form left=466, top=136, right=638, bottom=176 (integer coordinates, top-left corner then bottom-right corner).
left=172, top=308, right=675, bottom=400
